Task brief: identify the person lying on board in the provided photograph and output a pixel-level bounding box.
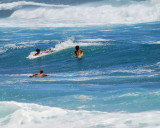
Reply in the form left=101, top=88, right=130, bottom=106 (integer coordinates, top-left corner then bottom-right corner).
left=74, top=45, right=83, bottom=57
left=34, top=48, right=54, bottom=56
left=29, top=69, right=50, bottom=78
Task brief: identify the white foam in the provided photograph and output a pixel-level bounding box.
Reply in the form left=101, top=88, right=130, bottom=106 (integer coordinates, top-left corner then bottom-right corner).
left=148, top=41, right=160, bottom=44
left=0, top=48, right=7, bottom=54
left=110, top=69, right=153, bottom=74
left=152, top=90, right=160, bottom=96
left=0, top=74, right=30, bottom=77
left=143, top=41, right=159, bottom=45
left=0, top=40, right=50, bottom=54
left=18, top=40, right=41, bottom=45
left=0, top=101, right=160, bottom=128
left=100, top=30, right=113, bottom=32
left=0, top=79, right=28, bottom=85
left=0, top=1, right=68, bottom=10
left=4, top=40, right=42, bottom=50
left=53, top=39, right=104, bottom=50
left=0, top=39, right=11, bottom=41
left=4, top=43, right=34, bottom=49
left=10, top=3, right=160, bottom=24
left=150, top=0, right=160, bottom=4
left=73, top=95, right=93, bottom=100
left=0, top=1, right=160, bottom=27
left=119, top=93, right=140, bottom=98
left=79, top=38, right=113, bottom=42
left=156, top=62, right=160, bottom=66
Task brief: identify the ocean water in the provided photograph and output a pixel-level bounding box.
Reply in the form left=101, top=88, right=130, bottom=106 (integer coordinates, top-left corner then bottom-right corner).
left=0, top=0, right=160, bottom=128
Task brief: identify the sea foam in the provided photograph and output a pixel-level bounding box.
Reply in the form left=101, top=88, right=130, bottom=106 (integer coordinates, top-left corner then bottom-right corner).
left=0, top=101, right=160, bottom=128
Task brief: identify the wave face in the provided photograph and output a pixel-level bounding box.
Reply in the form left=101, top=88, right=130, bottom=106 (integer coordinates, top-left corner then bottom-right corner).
left=0, top=0, right=160, bottom=27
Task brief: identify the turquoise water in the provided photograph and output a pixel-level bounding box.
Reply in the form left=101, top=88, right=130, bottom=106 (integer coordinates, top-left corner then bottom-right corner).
left=0, top=22, right=160, bottom=127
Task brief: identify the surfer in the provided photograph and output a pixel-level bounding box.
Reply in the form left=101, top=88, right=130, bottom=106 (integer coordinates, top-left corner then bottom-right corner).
left=74, top=45, right=83, bottom=57
left=34, top=49, right=40, bottom=56
left=29, top=69, right=50, bottom=78
left=34, top=49, right=53, bottom=56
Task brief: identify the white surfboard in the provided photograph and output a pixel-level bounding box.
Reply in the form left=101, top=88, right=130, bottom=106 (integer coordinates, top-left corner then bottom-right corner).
left=27, top=50, right=54, bottom=59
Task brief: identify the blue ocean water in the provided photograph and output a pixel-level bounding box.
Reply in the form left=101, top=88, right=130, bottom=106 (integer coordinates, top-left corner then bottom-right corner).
left=0, top=0, right=160, bottom=128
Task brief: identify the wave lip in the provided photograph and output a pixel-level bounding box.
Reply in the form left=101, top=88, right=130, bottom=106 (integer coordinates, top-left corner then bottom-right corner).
left=0, top=1, right=69, bottom=18
left=0, top=1, right=68, bottom=10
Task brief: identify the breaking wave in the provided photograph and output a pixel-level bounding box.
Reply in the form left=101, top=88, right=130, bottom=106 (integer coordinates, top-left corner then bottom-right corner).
left=0, top=0, right=160, bottom=27
left=0, top=101, right=160, bottom=128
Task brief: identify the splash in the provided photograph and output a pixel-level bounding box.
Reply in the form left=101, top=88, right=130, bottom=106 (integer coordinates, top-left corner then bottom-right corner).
left=53, top=39, right=104, bottom=51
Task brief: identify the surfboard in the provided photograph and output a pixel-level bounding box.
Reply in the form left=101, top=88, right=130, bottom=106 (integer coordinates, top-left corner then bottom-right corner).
left=77, top=55, right=82, bottom=59
left=27, top=50, right=55, bottom=59
left=74, top=52, right=83, bottom=58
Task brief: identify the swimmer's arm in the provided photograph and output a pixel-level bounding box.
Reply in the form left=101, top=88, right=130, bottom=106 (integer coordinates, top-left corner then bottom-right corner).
left=74, top=51, right=77, bottom=57
left=33, top=73, right=38, bottom=76
left=34, top=53, right=38, bottom=56
left=29, top=73, right=38, bottom=78
left=45, top=49, right=55, bottom=53
left=43, top=74, right=50, bottom=77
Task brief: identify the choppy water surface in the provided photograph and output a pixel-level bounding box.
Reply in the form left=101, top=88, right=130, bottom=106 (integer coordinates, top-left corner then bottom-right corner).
left=0, top=0, right=160, bottom=127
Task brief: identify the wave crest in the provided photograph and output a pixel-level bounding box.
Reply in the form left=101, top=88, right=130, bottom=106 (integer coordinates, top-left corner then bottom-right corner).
left=0, top=1, right=68, bottom=10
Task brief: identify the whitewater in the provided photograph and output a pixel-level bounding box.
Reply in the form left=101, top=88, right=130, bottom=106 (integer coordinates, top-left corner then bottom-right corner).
left=0, top=0, right=160, bottom=27
left=0, top=0, right=160, bottom=128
